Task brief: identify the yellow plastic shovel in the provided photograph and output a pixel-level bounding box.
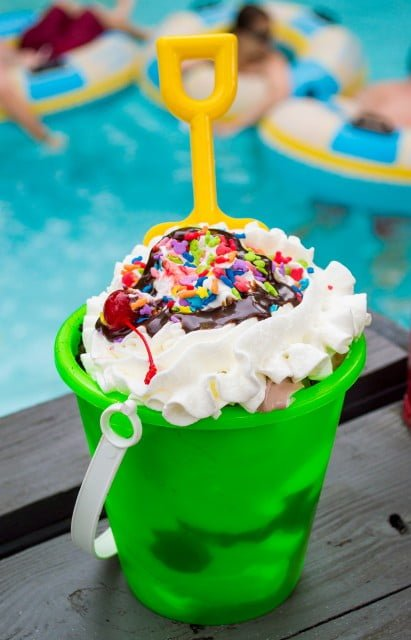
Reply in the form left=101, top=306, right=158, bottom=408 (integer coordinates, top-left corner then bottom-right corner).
left=144, top=33, right=266, bottom=245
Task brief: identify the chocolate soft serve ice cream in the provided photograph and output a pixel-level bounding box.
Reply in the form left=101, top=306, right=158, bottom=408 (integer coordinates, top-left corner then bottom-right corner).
left=81, top=222, right=371, bottom=426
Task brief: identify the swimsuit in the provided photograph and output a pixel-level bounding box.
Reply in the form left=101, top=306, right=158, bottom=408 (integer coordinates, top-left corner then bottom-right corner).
left=19, top=5, right=105, bottom=58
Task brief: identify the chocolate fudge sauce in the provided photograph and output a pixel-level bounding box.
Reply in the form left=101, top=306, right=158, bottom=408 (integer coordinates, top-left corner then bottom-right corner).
left=98, top=227, right=302, bottom=340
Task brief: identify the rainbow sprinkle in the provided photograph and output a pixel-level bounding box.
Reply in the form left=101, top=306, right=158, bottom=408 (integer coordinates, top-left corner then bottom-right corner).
left=119, top=227, right=314, bottom=320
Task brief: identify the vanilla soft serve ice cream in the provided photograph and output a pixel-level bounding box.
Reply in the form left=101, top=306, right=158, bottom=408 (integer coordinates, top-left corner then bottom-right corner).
left=81, top=223, right=370, bottom=426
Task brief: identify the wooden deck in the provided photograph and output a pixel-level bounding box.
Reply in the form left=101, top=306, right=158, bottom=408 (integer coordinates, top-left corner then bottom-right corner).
left=0, top=319, right=409, bottom=640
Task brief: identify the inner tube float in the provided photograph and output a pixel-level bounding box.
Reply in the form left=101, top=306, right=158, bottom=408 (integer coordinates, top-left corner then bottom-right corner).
left=140, top=2, right=366, bottom=120
left=0, top=10, right=142, bottom=122
left=259, top=98, right=411, bottom=214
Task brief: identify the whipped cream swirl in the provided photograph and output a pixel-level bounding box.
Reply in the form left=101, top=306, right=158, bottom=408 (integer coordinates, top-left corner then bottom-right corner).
left=81, top=223, right=370, bottom=426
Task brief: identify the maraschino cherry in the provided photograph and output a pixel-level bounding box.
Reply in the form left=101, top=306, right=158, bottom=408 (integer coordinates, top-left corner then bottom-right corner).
left=103, top=290, right=134, bottom=330
left=103, top=290, right=157, bottom=385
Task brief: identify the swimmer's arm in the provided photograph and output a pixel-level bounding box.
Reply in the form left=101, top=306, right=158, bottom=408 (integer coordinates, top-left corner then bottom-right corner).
left=120, top=23, right=151, bottom=41
left=0, top=42, right=49, bottom=70
left=0, top=42, right=19, bottom=66
left=214, top=87, right=280, bottom=136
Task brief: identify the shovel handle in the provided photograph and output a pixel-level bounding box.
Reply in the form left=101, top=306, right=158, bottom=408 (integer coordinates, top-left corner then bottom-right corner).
left=156, top=33, right=237, bottom=223
left=157, top=33, right=237, bottom=123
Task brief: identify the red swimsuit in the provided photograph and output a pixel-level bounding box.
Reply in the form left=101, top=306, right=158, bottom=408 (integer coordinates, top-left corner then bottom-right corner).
left=19, top=5, right=105, bottom=58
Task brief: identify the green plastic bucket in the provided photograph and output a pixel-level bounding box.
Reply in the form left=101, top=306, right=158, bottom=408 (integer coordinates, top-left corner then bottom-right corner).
left=55, top=306, right=366, bottom=625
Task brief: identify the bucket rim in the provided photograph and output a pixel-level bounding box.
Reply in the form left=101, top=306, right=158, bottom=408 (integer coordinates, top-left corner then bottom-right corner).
left=55, top=305, right=366, bottom=430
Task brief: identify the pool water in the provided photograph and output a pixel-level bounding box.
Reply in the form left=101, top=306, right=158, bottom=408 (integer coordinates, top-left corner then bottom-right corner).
left=1, top=0, right=410, bottom=417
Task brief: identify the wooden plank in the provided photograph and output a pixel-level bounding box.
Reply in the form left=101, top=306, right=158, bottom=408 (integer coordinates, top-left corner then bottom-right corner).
left=0, top=394, right=88, bottom=514
left=0, top=328, right=406, bottom=557
left=341, top=327, right=407, bottom=421
left=292, top=586, right=411, bottom=640
left=0, top=395, right=88, bottom=556
left=371, top=312, right=409, bottom=351
left=0, top=402, right=410, bottom=640
left=362, top=326, right=406, bottom=374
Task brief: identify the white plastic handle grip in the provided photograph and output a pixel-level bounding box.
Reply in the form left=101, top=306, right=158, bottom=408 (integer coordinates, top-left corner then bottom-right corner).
left=71, top=397, right=142, bottom=559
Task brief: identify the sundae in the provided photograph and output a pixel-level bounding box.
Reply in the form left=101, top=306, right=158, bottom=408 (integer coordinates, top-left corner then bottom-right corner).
left=81, top=222, right=370, bottom=426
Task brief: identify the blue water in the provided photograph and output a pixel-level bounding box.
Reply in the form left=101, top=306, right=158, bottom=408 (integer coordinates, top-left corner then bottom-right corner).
left=1, top=0, right=410, bottom=417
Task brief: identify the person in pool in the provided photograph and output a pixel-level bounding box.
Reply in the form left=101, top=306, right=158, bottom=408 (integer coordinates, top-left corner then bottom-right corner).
left=0, top=1, right=147, bottom=146
left=355, top=51, right=411, bottom=128
left=0, top=42, right=64, bottom=147
left=215, top=4, right=290, bottom=135
left=19, top=0, right=149, bottom=60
